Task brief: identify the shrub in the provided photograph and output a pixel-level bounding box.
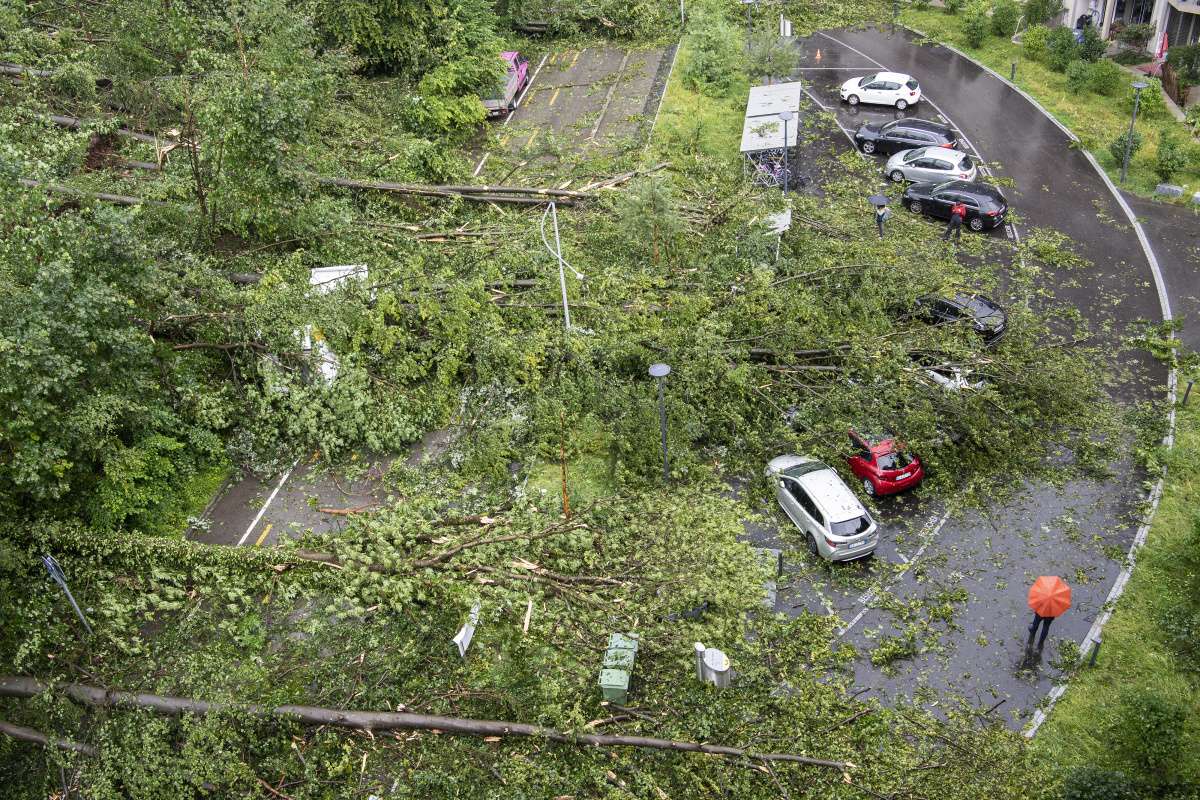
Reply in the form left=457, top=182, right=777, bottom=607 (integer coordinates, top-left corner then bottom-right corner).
left=962, top=3, right=991, bottom=47
left=1059, top=766, right=1138, bottom=800
left=1111, top=686, right=1187, bottom=786
left=681, top=10, right=744, bottom=98
left=51, top=62, right=98, bottom=102
left=1155, top=133, right=1188, bottom=183
left=1046, top=25, right=1079, bottom=71
left=1079, top=23, right=1107, bottom=62
left=1166, top=42, right=1200, bottom=82
left=1113, top=48, right=1147, bottom=65
left=1024, top=0, right=1064, bottom=25
left=945, top=0, right=965, bottom=14
left=1066, top=59, right=1091, bottom=93
left=1108, top=129, right=1142, bottom=164
left=914, top=0, right=932, bottom=9
left=991, top=0, right=1020, bottom=36
left=1125, top=78, right=1167, bottom=119
left=1116, top=22, right=1154, bottom=50
left=1023, top=24, right=1051, bottom=62
left=1186, top=104, right=1200, bottom=136
left=1088, top=59, right=1124, bottom=95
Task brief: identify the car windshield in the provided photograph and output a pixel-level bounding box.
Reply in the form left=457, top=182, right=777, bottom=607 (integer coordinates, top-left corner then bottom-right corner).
left=877, top=451, right=914, bottom=470
left=858, top=74, right=876, bottom=87
left=831, top=515, right=872, bottom=536
left=965, top=297, right=997, bottom=316
left=902, top=148, right=926, bottom=162
left=782, top=461, right=828, bottom=478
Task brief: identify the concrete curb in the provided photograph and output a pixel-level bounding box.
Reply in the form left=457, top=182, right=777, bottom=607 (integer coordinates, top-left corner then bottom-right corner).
left=901, top=22, right=1179, bottom=739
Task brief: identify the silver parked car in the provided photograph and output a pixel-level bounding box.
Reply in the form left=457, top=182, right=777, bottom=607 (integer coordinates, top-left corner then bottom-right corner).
left=765, top=455, right=878, bottom=562
left=884, top=147, right=976, bottom=184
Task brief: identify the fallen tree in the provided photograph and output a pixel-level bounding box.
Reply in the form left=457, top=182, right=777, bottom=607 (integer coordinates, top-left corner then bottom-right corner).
left=18, top=178, right=168, bottom=207
left=0, top=676, right=853, bottom=771
left=0, top=718, right=97, bottom=756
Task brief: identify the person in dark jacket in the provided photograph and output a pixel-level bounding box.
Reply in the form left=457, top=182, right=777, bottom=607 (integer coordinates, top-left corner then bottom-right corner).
left=942, top=200, right=966, bottom=242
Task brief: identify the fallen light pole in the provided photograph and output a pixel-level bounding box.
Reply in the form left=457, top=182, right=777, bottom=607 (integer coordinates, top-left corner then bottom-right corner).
left=1120, top=81, right=1148, bottom=185
left=649, top=363, right=671, bottom=482
left=41, top=555, right=92, bottom=637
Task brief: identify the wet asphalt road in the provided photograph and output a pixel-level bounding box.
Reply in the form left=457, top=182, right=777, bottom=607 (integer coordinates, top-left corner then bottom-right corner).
left=740, top=26, right=1172, bottom=729
left=1121, top=190, right=1200, bottom=351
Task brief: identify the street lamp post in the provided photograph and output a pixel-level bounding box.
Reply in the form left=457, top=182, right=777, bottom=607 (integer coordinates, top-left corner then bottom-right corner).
left=539, top=201, right=585, bottom=332
left=777, top=110, right=793, bottom=196
left=42, top=554, right=92, bottom=637
left=649, top=363, right=671, bottom=483
left=1120, top=81, right=1148, bottom=185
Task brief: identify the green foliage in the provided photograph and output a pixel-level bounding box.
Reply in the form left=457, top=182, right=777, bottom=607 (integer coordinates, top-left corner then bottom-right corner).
left=1087, top=59, right=1123, bottom=95
left=1154, top=132, right=1188, bottom=183
left=1078, top=24, right=1106, bottom=62
left=1125, top=77, right=1167, bottom=119
left=991, top=0, right=1020, bottom=37
left=1046, top=25, right=1079, bottom=71
left=1059, top=766, right=1139, bottom=800
left=50, top=62, right=98, bottom=103
left=1110, top=686, right=1188, bottom=787
left=1107, top=129, right=1142, bottom=164
left=1065, top=59, right=1091, bottom=93
left=945, top=0, right=965, bottom=15
left=1166, top=42, right=1200, bottom=82
left=1115, top=22, right=1154, bottom=50
left=1186, top=104, right=1200, bottom=136
left=681, top=8, right=744, bottom=97
left=1023, top=0, right=1063, bottom=25
left=962, top=2, right=991, bottom=47
left=747, top=29, right=800, bottom=84
left=1022, top=24, right=1051, bottom=62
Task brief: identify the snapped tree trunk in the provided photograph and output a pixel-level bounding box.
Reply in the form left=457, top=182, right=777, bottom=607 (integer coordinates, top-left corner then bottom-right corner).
left=0, top=676, right=853, bottom=771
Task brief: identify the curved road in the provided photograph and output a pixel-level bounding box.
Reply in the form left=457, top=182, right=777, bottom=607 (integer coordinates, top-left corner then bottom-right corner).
left=756, top=26, right=1172, bottom=729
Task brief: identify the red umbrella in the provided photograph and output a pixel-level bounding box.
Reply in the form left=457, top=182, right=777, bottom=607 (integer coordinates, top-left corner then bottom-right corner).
left=1028, top=576, right=1071, bottom=618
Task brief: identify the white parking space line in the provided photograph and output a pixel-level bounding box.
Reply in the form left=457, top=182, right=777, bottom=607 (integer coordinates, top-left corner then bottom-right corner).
left=472, top=52, right=550, bottom=176
left=837, top=509, right=951, bottom=638
left=799, top=85, right=864, bottom=154
left=236, top=460, right=297, bottom=547
left=794, top=66, right=879, bottom=70
left=816, top=31, right=888, bottom=69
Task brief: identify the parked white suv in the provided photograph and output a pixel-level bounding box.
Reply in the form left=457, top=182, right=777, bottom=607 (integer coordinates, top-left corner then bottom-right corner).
left=840, top=72, right=921, bottom=109
left=765, top=456, right=878, bottom=561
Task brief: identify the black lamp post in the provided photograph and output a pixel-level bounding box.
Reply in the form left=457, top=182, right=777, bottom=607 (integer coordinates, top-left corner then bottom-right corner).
left=1121, top=81, right=1148, bottom=185
left=42, top=554, right=92, bottom=636
left=649, top=363, right=671, bottom=482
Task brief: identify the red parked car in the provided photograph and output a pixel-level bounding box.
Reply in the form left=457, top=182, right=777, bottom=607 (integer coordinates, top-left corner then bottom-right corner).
left=483, top=51, right=530, bottom=117
left=846, top=429, right=924, bottom=497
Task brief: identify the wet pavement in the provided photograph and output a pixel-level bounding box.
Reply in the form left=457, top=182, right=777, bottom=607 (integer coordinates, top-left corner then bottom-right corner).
left=1120, top=191, right=1200, bottom=351
left=472, top=45, right=675, bottom=177
left=735, top=25, right=1174, bottom=730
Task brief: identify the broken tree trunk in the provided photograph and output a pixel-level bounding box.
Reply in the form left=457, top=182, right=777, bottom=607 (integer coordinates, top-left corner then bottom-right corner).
left=46, top=113, right=169, bottom=146
left=0, top=718, right=97, bottom=756
left=315, top=177, right=579, bottom=206
left=18, top=178, right=168, bottom=207
left=0, top=676, right=852, bottom=770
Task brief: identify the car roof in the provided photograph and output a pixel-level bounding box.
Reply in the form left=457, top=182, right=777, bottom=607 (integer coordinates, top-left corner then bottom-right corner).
left=795, top=468, right=866, bottom=523
left=874, top=71, right=914, bottom=82
left=936, top=180, right=1004, bottom=200
left=885, top=118, right=953, bottom=136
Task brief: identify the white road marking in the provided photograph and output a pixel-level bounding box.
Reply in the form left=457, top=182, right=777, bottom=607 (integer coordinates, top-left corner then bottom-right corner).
left=794, top=66, right=880, bottom=70
left=236, top=460, right=297, bottom=546
left=471, top=153, right=490, bottom=178
left=799, top=85, right=865, bottom=155
left=472, top=53, right=550, bottom=176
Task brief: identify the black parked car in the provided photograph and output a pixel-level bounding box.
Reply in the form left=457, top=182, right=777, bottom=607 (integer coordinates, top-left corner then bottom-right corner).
left=914, top=293, right=1007, bottom=346
left=853, top=118, right=959, bottom=156
left=901, top=180, right=1007, bottom=231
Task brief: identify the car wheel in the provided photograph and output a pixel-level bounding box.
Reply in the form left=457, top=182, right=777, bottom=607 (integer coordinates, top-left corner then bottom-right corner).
left=909, top=200, right=922, bottom=214
left=807, top=533, right=820, bottom=557
left=896, top=99, right=908, bottom=110
left=863, top=478, right=877, bottom=497
left=861, top=141, right=876, bottom=154
left=847, top=94, right=859, bottom=106
left=890, top=169, right=905, bottom=183
left=968, top=217, right=984, bottom=231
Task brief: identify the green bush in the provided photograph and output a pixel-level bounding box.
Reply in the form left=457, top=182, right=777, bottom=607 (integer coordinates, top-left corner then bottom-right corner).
left=1024, top=0, right=1064, bottom=25
left=1167, top=42, right=1200, bottom=82
left=1111, top=686, right=1187, bottom=787
left=945, top=0, right=965, bottom=14
left=991, top=0, right=1020, bottom=36
left=1186, top=104, right=1200, bottom=136
left=1088, top=59, right=1124, bottom=95
left=1059, top=766, right=1138, bottom=800
left=962, top=3, right=991, bottom=47
left=1046, top=25, right=1079, bottom=71
left=681, top=9, right=744, bottom=98
left=1155, top=133, right=1188, bottom=183
left=51, top=62, right=98, bottom=102
left=1125, top=78, right=1167, bottom=119
left=1066, top=59, right=1091, bottom=93
left=1079, top=24, right=1107, bottom=62
left=1116, top=22, right=1154, bottom=50
left=1108, top=129, right=1142, bottom=163
left=1023, top=24, right=1051, bottom=62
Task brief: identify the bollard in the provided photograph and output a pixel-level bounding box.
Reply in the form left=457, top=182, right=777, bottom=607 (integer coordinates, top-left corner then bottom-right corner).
left=694, top=642, right=707, bottom=680
left=1184, top=379, right=1194, bottom=406
left=1010, top=62, right=1016, bottom=81
left=1088, top=636, right=1102, bottom=667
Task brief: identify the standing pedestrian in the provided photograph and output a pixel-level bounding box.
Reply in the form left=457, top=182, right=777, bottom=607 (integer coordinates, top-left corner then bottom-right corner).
left=874, top=202, right=891, bottom=238
left=1027, top=612, right=1054, bottom=651
left=942, top=200, right=966, bottom=242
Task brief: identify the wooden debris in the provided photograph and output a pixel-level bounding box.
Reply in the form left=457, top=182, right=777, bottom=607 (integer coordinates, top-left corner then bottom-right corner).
left=0, top=718, right=97, bottom=756
left=18, top=178, right=167, bottom=207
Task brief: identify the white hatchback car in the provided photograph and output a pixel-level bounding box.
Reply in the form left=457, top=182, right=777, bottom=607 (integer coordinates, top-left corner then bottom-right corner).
left=840, top=72, right=921, bottom=109
left=885, top=147, right=977, bottom=184
left=765, top=456, right=878, bottom=562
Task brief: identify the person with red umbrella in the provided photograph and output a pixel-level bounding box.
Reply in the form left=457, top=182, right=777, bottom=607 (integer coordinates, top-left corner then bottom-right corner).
left=1027, top=576, right=1071, bottom=651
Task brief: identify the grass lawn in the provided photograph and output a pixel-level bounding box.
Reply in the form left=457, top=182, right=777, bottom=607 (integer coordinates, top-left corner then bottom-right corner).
left=1031, top=394, right=1200, bottom=787
left=901, top=8, right=1200, bottom=199
left=145, top=461, right=232, bottom=538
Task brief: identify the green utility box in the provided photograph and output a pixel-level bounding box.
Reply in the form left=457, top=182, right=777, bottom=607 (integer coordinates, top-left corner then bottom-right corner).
left=598, top=632, right=639, bottom=705
left=598, top=669, right=630, bottom=704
